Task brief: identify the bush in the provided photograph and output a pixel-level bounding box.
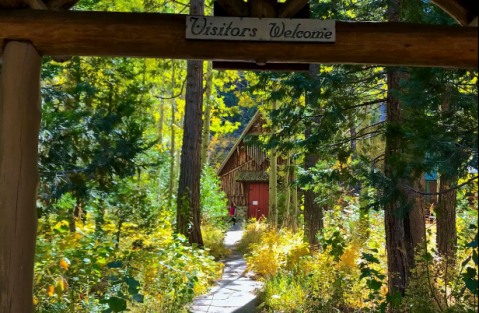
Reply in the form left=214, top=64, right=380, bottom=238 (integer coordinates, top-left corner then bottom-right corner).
left=236, top=219, right=269, bottom=253
left=34, top=212, right=223, bottom=313
left=202, top=222, right=231, bottom=260
left=201, top=166, right=229, bottom=221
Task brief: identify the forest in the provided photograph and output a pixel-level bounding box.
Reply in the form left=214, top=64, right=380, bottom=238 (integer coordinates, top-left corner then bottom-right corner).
left=0, top=0, right=477, bottom=312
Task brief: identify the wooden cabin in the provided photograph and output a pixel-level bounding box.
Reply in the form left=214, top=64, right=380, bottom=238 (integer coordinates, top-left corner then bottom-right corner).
left=217, top=112, right=272, bottom=220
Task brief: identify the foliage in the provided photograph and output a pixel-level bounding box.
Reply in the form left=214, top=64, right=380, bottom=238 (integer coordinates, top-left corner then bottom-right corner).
left=237, top=219, right=269, bottom=254
left=200, top=165, right=229, bottom=221
left=34, top=193, right=224, bottom=313
left=201, top=222, right=231, bottom=260
left=246, top=196, right=477, bottom=313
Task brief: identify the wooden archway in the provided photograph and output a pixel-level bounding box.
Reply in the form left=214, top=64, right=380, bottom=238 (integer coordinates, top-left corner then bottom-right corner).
left=0, top=0, right=477, bottom=311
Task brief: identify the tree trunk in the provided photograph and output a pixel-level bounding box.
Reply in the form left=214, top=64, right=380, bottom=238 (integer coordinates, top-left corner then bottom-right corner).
left=158, top=100, right=164, bottom=145
left=0, top=41, right=42, bottom=313
left=283, top=156, right=291, bottom=228
left=304, top=151, right=323, bottom=249
left=382, top=0, right=419, bottom=297
left=168, top=61, right=176, bottom=205
left=436, top=174, right=457, bottom=260
left=408, top=175, right=427, bottom=253
left=436, top=99, right=458, bottom=262
left=304, top=65, right=323, bottom=249
left=176, top=0, right=204, bottom=245
left=269, top=98, right=278, bottom=227
left=359, top=186, right=370, bottom=243
left=292, top=158, right=299, bottom=231
left=69, top=207, right=76, bottom=232
left=200, top=61, right=213, bottom=168
left=384, top=67, right=411, bottom=296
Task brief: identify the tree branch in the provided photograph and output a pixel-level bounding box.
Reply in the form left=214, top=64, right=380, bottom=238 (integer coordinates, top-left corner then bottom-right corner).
left=342, top=99, right=386, bottom=111
left=403, top=176, right=478, bottom=196
left=155, top=78, right=186, bottom=100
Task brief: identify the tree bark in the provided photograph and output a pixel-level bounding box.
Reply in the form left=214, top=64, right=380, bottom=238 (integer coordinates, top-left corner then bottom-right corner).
left=303, top=140, right=323, bottom=249
left=436, top=100, right=458, bottom=262
left=384, top=67, right=411, bottom=296
left=359, top=187, right=370, bottom=243
left=283, top=156, right=291, bottom=228
left=176, top=0, right=204, bottom=246
left=292, top=158, right=299, bottom=231
left=269, top=98, right=278, bottom=227
left=158, top=100, right=164, bottom=145
left=383, top=0, right=418, bottom=297
left=0, top=41, right=42, bottom=313
left=408, top=175, right=427, bottom=253
left=200, top=61, right=213, bottom=168
left=436, top=173, right=457, bottom=260
left=304, top=65, right=323, bottom=249
left=168, top=61, right=176, bottom=206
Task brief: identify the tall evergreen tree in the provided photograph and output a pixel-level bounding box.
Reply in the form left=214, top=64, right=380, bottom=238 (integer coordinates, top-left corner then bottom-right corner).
left=176, top=0, right=205, bottom=245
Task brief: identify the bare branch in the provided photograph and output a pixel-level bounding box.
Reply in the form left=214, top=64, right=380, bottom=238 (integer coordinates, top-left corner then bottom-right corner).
left=155, top=78, right=187, bottom=100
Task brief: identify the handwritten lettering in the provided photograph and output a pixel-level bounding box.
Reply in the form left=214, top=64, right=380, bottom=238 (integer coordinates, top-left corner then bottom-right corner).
left=186, top=16, right=335, bottom=43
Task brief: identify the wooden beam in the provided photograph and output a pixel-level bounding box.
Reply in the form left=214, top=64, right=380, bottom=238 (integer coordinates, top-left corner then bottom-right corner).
left=0, top=10, right=477, bottom=68
left=249, top=0, right=276, bottom=18
left=0, top=0, right=79, bottom=9
left=24, top=0, right=47, bottom=9
left=215, top=0, right=249, bottom=16
left=430, top=0, right=477, bottom=26
left=470, top=16, right=478, bottom=26
left=45, top=0, right=80, bottom=9
left=213, top=61, right=309, bottom=71
left=0, top=40, right=42, bottom=313
left=23, top=0, right=73, bottom=62
left=277, top=0, right=308, bottom=18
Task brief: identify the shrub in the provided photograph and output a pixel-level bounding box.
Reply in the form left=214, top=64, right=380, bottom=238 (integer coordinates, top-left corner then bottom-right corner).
left=202, top=222, right=231, bottom=260
left=237, top=219, right=269, bottom=253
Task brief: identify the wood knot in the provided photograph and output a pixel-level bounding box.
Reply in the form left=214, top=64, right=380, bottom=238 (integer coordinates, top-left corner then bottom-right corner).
left=256, top=59, right=267, bottom=66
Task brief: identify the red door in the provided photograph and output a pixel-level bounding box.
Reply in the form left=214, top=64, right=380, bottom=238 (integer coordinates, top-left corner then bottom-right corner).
left=248, top=183, right=269, bottom=219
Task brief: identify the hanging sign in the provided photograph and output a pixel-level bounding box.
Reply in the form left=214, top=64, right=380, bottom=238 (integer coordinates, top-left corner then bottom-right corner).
left=186, top=16, right=335, bottom=43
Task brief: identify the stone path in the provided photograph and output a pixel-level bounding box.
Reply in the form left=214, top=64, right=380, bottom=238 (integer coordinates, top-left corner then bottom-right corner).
left=190, top=223, right=263, bottom=313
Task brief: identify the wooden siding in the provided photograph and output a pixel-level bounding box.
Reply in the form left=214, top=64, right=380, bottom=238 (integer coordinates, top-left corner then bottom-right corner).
left=220, top=145, right=270, bottom=206
left=218, top=114, right=269, bottom=207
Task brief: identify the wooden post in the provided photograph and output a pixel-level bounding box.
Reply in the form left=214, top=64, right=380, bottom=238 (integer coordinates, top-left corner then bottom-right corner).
left=0, top=41, right=43, bottom=313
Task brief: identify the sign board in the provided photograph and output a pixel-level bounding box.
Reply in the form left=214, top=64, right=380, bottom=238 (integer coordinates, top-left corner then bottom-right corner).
left=186, top=16, right=335, bottom=43
left=253, top=201, right=258, bottom=205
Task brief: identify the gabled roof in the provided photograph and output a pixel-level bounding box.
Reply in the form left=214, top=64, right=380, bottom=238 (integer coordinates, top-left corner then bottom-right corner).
left=235, top=170, right=269, bottom=182
left=217, top=110, right=262, bottom=175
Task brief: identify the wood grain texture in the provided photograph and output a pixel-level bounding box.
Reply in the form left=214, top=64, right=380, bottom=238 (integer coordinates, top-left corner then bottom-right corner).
left=248, top=0, right=276, bottom=18
left=277, top=0, right=308, bottom=18
left=215, top=0, right=249, bottom=16
left=0, top=0, right=79, bottom=9
left=24, top=0, right=48, bottom=9
left=0, top=10, right=477, bottom=68
left=430, top=0, right=478, bottom=25
left=0, top=41, right=42, bottom=313
left=45, top=0, right=80, bottom=9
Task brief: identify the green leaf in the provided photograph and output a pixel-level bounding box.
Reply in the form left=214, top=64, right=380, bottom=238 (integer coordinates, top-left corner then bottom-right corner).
left=464, top=278, right=478, bottom=293
left=422, top=252, right=433, bottom=262
left=123, top=277, right=140, bottom=295
left=462, top=256, right=471, bottom=267
left=107, top=297, right=127, bottom=312
left=368, top=280, right=382, bottom=291
left=107, top=261, right=122, bottom=268
left=132, top=294, right=144, bottom=303
left=465, top=240, right=478, bottom=248
left=108, top=276, right=119, bottom=282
